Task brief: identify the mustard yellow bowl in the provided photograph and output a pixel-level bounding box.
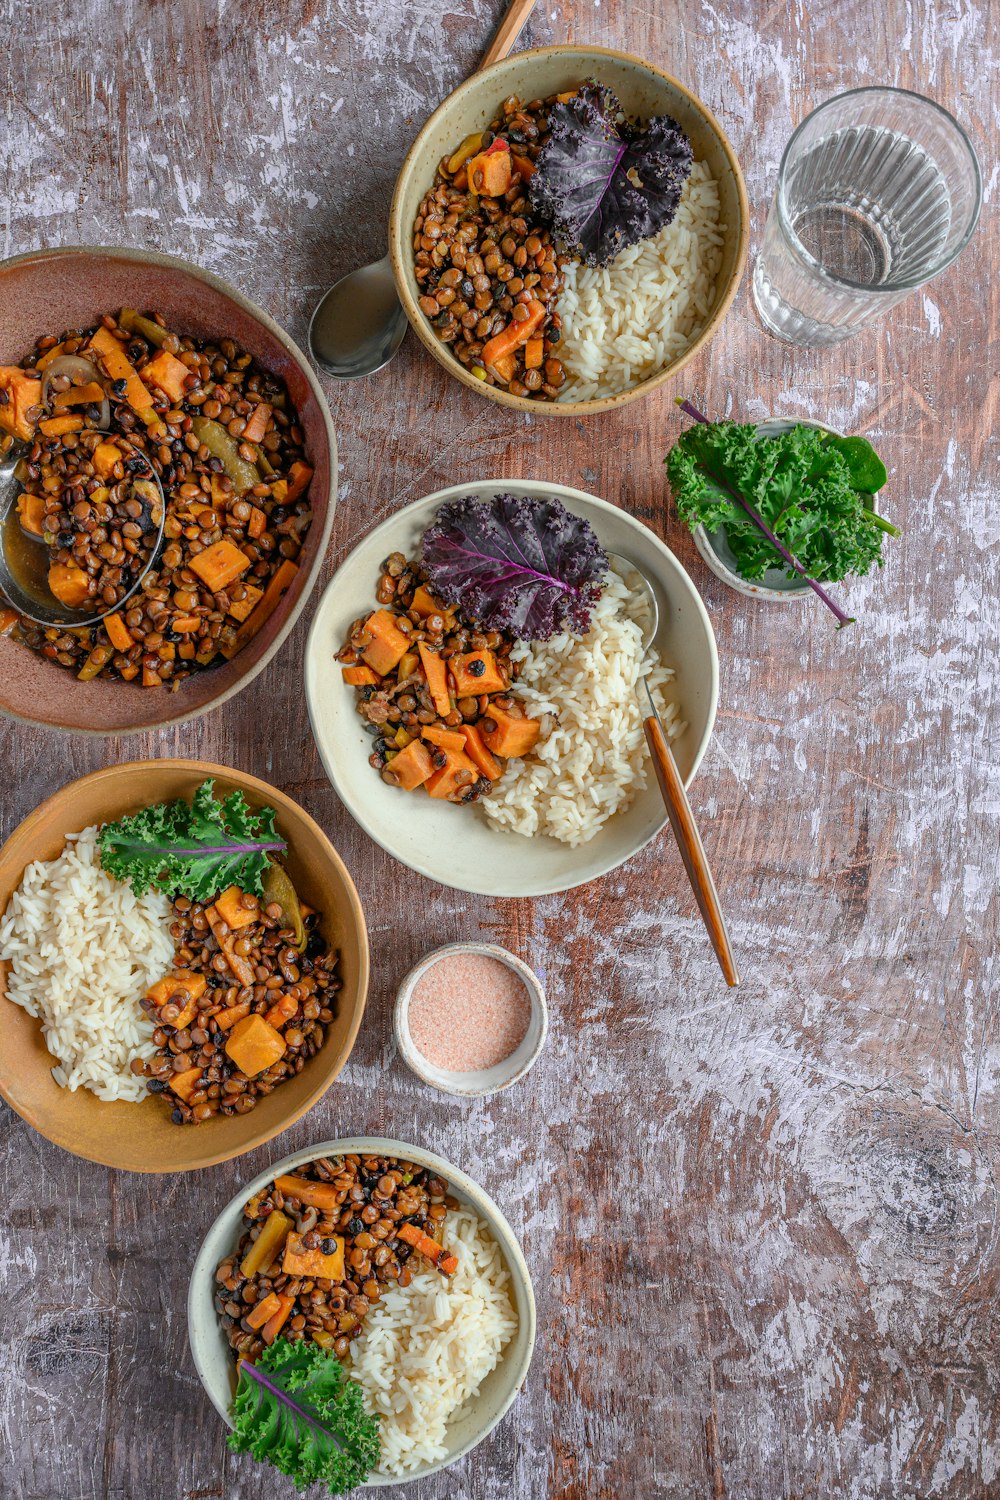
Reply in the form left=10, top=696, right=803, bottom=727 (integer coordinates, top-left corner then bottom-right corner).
left=389, top=44, right=748, bottom=418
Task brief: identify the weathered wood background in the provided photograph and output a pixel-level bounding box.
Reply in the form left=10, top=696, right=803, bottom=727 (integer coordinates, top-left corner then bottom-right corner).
left=1, top=1, right=997, bottom=1496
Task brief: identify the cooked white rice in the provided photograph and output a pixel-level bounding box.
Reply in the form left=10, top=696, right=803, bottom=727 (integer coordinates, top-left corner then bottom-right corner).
left=480, top=568, right=682, bottom=845
left=349, top=1205, right=518, bottom=1476
left=0, top=824, right=174, bottom=1101
left=556, top=159, right=724, bottom=401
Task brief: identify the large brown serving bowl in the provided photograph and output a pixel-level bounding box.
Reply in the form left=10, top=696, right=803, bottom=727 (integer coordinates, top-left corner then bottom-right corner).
left=0, top=760, right=369, bottom=1172
left=389, top=44, right=749, bottom=418
left=0, top=247, right=337, bottom=734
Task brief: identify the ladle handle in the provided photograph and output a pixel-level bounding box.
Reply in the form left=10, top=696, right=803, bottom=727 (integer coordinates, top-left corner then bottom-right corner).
left=479, top=0, right=539, bottom=70
left=644, top=712, right=741, bottom=988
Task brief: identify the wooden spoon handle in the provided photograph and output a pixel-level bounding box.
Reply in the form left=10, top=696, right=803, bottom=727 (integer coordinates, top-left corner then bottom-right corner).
left=479, top=0, right=539, bottom=70
left=644, top=714, right=741, bottom=987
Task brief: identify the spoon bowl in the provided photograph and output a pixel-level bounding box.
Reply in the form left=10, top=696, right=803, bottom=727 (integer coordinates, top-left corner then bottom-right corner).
left=307, top=253, right=409, bottom=380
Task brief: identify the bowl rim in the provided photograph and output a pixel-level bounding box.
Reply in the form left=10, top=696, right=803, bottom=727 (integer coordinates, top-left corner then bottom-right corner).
left=388, top=42, right=750, bottom=418
left=0, top=244, right=338, bottom=736
left=304, top=476, right=720, bottom=896
left=0, top=758, right=371, bottom=1171
left=187, top=1133, right=537, bottom=1484
left=393, top=941, right=549, bottom=1097
left=692, top=416, right=847, bottom=601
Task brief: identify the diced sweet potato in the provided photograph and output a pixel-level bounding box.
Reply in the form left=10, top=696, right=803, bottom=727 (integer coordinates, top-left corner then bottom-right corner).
left=168, top=1066, right=203, bottom=1102
left=227, top=585, right=264, bottom=623
left=417, top=642, right=451, bottom=717
left=273, top=1174, right=340, bottom=1213
left=361, top=609, right=411, bottom=676
left=481, top=703, right=542, bottom=758
left=421, top=723, right=467, bottom=753
left=389, top=737, right=435, bottom=791
left=88, top=326, right=154, bottom=413
left=448, top=649, right=506, bottom=696
left=17, top=493, right=45, bottom=537
left=410, top=585, right=452, bottom=620
left=213, top=885, right=259, bottom=930
left=512, top=152, right=536, bottom=181
left=146, top=968, right=208, bottom=1029
left=264, top=994, right=298, bottom=1029
left=93, top=442, right=123, bottom=479
left=224, top=1013, right=286, bottom=1078
left=219, top=560, right=298, bottom=660
left=467, top=144, right=512, bottom=197
left=342, top=663, right=379, bottom=686
left=425, top=746, right=479, bottom=801
left=143, top=349, right=190, bottom=403
left=461, top=723, right=502, bottom=781
left=242, top=402, right=271, bottom=443
left=284, top=461, right=313, bottom=503
left=282, top=1231, right=345, bottom=1282
left=0, top=367, right=42, bottom=441
left=214, top=1001, right=251, bottom=1032
left=190, top=539, right=251, bottom=591
left=47, top=564, right=91, bottom=610
left=247, top=507, right=266, bottom=540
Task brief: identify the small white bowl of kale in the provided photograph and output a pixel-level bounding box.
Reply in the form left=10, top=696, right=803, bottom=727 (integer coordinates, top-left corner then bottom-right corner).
left=666, top=404, right=897, bottom=627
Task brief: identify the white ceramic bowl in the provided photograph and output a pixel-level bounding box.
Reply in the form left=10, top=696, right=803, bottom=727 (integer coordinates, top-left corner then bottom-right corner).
left=692, top=417, right=846, bottom=601
left=304, top=479, right=719, bottom=897
left=394, top=942, right=548, bottom=1097
left=188, top=1135, right=536, bottom=1486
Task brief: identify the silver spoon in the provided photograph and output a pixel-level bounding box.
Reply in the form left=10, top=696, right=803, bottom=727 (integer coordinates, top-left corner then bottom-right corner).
left=307, top=0, right=539, bottom=380
left=0, top=437, right=165, bottom=630
left=609, top=552, right=741, bottom=988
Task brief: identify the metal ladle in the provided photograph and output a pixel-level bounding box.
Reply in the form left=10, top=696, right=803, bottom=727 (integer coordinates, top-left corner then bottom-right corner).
left=0, top=437, right=166, bottom=631
left=608, top=552, right=741, bottom=988
left=307, top=0, right=539, bottom=380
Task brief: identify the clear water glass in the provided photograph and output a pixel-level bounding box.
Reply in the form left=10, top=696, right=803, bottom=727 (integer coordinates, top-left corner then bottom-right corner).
left=752, top=87, right=982, bottom=347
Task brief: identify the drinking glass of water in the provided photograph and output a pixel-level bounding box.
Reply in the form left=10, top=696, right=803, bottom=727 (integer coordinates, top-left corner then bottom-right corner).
left=752, top=87, right=981, bottom=347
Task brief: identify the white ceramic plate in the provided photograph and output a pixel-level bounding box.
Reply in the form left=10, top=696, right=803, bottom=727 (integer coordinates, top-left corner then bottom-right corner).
left=187, top=1135, right=536, bottom=1486
left=305, top=480, right=719, bottom=896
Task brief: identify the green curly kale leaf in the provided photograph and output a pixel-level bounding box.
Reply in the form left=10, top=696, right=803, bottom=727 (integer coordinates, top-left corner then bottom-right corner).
left=666, top=418, right=897, bottom=586
left=228, top=1338, right=381, bottom=1494
left=98, top=778, right=286, bottom=902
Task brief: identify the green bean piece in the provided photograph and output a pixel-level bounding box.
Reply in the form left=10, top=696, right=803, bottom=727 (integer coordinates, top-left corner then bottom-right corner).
left=119, top=308, right=171, bottom=348
left=190, top=416, right=259, bottom=495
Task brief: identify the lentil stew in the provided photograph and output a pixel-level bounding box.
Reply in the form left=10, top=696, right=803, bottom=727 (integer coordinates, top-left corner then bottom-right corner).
left=0, top=310, right=314, bottom=686
left=215, top=1154, right=459, bottom=1360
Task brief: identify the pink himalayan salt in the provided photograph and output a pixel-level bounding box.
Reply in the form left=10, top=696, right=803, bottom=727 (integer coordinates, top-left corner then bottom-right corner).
left=408, top=951, right=532, bottom=1073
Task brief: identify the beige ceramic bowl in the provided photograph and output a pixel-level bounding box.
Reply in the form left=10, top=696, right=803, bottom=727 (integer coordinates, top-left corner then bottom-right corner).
left=0, top=246, right=337, bottom=734
left=188, top=1135, right=536, bottom=1485
left=305, top=478, right=719, bottom=897
left=389, top=44, right=748, bottom=417
left=0, top=760, right=369, bottom=1172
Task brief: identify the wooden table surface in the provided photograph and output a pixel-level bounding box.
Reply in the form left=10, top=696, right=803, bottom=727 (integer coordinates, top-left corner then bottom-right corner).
left=1, top=2, right=997, bottom=1497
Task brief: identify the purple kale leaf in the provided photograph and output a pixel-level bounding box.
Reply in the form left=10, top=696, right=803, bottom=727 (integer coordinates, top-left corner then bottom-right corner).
left=420, top=492, right=608, bottom=640
left=529, top=82, right=693, bottom=266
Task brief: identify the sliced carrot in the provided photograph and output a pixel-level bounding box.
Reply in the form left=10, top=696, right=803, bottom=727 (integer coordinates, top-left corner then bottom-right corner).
left=214, top=1001, right=251, bottom=1032
left=396, top=1221, right=456, bottom=1272
left=88, top=326, right=154, bottom=413
left=524, top=337, right=543, bottom=370
left=512, top=153, right=536, bottom=181
left=52, top=381, right=105, bottom=409
left=273, top=1174, right=340, bottom=1214
left=247, top=506, right=266, bottom=539
left=219, top=560, right=298, bottom=659
left=261, top=1293, right=295, bottom=1344
left=245, top=1293, right=282, bottom=1330
left=242, top=403, right=271, bottom=444
left=39, top=414, right=85, bottom=437
left=284, top=461, right=313, bottom=504
left=35, top=342, right=67, bottom=372
left=417, top=642, right=451, bottom=717
left=170, top=615, right=201, bottom=633
left=103, top=612, right=133, bottom=652
left=482, top=301, right=547, bottom=376
left=264, top=994, right=299, bottom=1029
left=461, top=723, right=502, bottom=781
left=341, top=664, right=379, bottom=687
left=119, top=663, right=140, bottom=681
left=421, top=723, right=467, bottom=753
left=205, top=904, right=256, bottom=986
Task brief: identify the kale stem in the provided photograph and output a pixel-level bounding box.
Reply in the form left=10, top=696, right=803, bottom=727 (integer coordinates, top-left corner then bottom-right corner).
left=868, top=510, right=900, bottom=537
left=676, top=398, right=855, bottom=629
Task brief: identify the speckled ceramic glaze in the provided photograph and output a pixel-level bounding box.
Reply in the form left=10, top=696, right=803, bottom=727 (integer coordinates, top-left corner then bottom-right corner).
left=0, top=247, right=337, bottom=733
left=692, top=417, right=847, bottom=601
left=187, top=1135, right=536, bottom=1485
left=389, top=44, right=749, bottom=417
left=0, top=761, right=369, bottom=1172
